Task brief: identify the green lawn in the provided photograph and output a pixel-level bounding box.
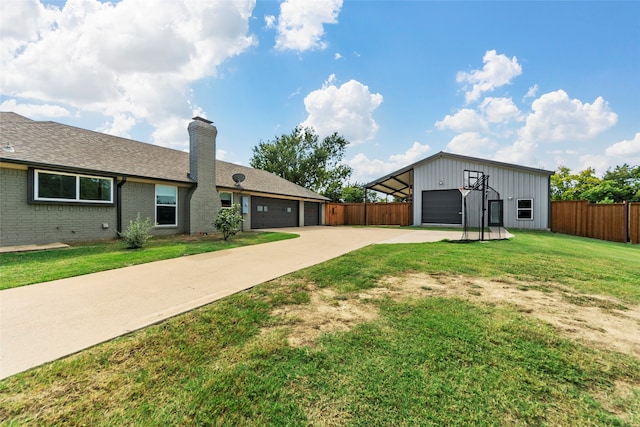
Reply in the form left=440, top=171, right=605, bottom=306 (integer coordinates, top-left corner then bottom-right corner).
left=1, top=230, right=639, bottom=426
left=0, top=231, right=297, bottom=290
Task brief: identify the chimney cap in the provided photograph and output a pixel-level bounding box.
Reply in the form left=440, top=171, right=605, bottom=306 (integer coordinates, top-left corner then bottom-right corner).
left=192, top=116, right=213, bottom=124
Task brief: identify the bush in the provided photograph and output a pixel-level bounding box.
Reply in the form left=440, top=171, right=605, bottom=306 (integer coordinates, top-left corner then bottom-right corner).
left=214, top=204, right=243, bottom=241
left=119, top=213, right=155, bottom=249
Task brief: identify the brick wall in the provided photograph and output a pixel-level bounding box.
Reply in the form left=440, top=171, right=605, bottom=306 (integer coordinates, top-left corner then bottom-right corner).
left=1, top=168, right=118, bottom=246
left=120, top=181, right=190, bottom=237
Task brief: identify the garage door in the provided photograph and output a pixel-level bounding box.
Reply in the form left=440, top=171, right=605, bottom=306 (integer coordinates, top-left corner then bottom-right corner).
left=251, top=196, right=299, bottom=229
left=304, top=202, right=320, bottom=226
left=421, top=190, right=462, bottom=224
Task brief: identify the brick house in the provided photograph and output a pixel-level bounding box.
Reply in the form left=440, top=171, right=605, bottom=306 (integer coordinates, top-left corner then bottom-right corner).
left=0, top=112, right=328, bottom=247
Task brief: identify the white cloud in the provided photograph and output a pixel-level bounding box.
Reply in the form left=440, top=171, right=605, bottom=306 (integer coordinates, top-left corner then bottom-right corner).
left=264, top=14, right=276, bottom=29
left=493, top=140, right=538, bottom=165
left=273, top=0, right=343, bottom=52
left=456, top=50, right=522, bottom=103
left=579, top=154, right=612, bottom=177
left=523, top=84, right=539, bottom=101
left=301, top=75, right=383, bottom=144
left=334, top=52, right=343, bottom=60
left=0, top=99, right=72, bottom=119
left=97, top=113, right=136, bottom=138
left=479, top=97, right=522, bottom=123
left=519, top=90, right=618, bottom=142
left=348, top=142, right=431, bottom=182
left=445, top=132, right=497, bottom=158
left=605, top=132, right=640, bottom=159
left=0, top=0, right=257, bottom=149
left=435, top=109, right=488, bottom=132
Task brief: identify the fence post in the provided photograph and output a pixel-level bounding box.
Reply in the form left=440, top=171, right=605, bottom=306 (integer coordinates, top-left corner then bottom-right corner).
left=625, top=201, right=629, bottom=243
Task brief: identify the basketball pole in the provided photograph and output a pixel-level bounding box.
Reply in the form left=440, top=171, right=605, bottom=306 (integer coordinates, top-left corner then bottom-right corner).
left=481, top=175, right=486, bottom=241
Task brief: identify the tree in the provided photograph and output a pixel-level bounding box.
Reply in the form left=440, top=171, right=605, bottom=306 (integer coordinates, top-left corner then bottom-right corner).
left=551, top=166, right=601, bottom=201
left=250, top=127, right=352, bottom=201
left=551, top=164, right=640, bottom=203
left=214, top=204, right=243, bottom=241
left=602, top=164, right=640, bottom=202
left=341, top=183, right=366, bottom=203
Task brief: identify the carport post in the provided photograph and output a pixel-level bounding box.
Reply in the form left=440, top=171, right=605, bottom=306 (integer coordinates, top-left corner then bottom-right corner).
left=364, top=188, right=367, bottom=226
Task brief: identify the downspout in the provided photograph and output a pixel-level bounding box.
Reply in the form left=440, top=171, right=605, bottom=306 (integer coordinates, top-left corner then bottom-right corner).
left=116, top=176, right=127, bottom=235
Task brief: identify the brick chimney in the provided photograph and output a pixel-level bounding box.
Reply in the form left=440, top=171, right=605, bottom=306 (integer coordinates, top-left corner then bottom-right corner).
left=188, top=116, right=220, bottom=234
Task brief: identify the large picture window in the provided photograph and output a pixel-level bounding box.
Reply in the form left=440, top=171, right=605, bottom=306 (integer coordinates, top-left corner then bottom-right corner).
left=156, top=185, right=177, bottom=226
left=34, top=170, right=113, bottom=203
left=517, top=198, right=534, bottom=220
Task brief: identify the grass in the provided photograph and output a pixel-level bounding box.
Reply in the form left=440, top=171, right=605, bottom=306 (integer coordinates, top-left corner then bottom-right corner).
left=1, top=230, right=639, bottom=425
left=0, top=231, right=297, bottom=290
left=296, top=230, right=640, bottom=304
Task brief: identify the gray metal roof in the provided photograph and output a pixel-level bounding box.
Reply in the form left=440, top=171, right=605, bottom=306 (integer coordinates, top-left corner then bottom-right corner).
left=0, top=112, right=328, bottom=201
left=366, top=151, right=554, bottom=198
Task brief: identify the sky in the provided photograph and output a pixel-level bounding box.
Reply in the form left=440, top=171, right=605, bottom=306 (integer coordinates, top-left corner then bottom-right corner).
left=1, top=0, right=639, bottom=184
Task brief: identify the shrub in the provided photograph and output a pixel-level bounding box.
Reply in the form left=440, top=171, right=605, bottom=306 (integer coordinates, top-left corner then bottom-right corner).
left=119, top=213, right=155, bottom=249
left=214, top=204, right=243, bottom=241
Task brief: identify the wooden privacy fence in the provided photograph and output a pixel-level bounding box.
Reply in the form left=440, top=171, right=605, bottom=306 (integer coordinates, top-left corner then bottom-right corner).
left=551, top=201, right=640, bottom=244
left=325, top=202, right=412, bottom=226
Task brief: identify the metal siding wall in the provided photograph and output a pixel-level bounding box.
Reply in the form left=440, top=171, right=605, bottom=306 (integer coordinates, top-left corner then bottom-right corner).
left=413, top=157, right=550, bottom=229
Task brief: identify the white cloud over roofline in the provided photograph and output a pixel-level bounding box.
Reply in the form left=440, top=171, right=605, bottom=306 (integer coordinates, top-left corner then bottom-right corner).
left=348, top=142, right=431, bottom=183
left=0, top=0, right=257, bottom=150
left=301, top=75, right=383, bottom=144
left=446, top=132, right=498, bottom=158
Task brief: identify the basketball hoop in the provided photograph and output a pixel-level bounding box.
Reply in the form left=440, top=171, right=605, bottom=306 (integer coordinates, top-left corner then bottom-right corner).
left=459, top=187, right=471, bottom=198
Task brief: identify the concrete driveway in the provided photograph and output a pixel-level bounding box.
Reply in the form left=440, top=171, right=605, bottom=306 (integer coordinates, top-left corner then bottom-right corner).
left=0, top=226, right=464, bottom=379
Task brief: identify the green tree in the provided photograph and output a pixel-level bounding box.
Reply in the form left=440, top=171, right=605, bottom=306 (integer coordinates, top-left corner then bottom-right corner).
left=341, top=183, right=366, bottom=203
left=551, top=164, right=640, bottom=203
left=551, top=166, right=601, bottom=201
left=213, top=204, right=243, bottom=241
left=602, top=164, right=640, bottom=202
left=250, top=127, right=352, bottom=201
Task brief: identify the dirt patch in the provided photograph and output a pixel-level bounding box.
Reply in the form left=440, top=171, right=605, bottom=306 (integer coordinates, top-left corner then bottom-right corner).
left=268, top=273, right=640, bottom=359
left=378, top=273, right=640, bottom=359
left=269, top=287, right=380, bottom=348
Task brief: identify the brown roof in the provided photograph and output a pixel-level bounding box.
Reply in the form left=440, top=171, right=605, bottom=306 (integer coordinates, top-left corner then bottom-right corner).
left=0, top=112, right=328, bottom=201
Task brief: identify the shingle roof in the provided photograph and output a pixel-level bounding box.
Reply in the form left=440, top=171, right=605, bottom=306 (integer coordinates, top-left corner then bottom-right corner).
left=0, top=112, right=328, bottom=201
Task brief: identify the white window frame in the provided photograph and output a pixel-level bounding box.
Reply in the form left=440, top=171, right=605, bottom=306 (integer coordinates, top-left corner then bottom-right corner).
left=156, top=185, right=178, bottom=227
left=516, top=198, right=534, bottom=221
left=220, top=191, right=233, bottom=208
left=34, top=169, right=113, bottom=204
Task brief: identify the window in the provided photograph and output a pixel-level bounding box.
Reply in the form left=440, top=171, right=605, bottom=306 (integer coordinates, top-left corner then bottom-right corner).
left=156, top=185, right=177, bottom=226
left=34, top=169, right=113, bottom=203
left=517, top=198, right=533, bottom=220
left=220, top=191, right=233, bottom=208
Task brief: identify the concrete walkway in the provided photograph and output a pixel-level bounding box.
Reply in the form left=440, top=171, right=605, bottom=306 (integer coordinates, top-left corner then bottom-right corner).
left=0, top=226, right=465, bottom=379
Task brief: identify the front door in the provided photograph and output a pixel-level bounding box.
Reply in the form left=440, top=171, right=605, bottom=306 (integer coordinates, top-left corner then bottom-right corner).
left=488, top=199, right=503, bottom=227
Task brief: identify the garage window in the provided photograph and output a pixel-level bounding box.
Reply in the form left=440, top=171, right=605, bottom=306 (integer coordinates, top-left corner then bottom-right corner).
left=517, top=198, right=533, bottom=220
left=220, top=191, right=233, bottom=208
left=156, top=185, right=177, bottom=226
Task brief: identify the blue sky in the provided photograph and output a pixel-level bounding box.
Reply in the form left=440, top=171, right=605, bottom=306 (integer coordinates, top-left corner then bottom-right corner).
left=1, top=0, right=638, bottom=183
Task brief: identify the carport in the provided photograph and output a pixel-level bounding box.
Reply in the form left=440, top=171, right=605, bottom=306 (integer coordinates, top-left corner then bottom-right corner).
left=366, top=165, right=413, bottom=200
